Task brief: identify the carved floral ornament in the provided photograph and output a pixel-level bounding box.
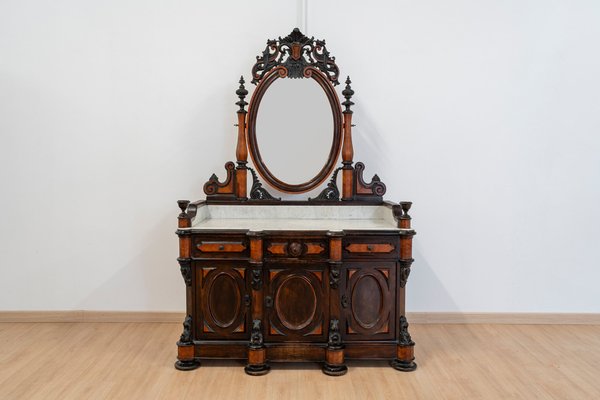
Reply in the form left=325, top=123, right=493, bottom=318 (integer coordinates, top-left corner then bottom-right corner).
left=251, top=28, right=340, bottom=85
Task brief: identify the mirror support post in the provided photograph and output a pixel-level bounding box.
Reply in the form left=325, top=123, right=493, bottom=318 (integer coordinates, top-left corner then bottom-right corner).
left=341, top=77, right=355, bottom=201
left=235, top=76, right=249, bottom=200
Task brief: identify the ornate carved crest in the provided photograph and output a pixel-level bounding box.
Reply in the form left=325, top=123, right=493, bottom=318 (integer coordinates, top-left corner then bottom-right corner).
left=251, top=28, right=340, bottom=85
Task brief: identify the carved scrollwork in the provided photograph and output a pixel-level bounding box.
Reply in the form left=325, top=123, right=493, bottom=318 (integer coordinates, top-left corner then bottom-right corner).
left=179, top=315, right=193, bottom=344
left=203, top=161, right=236, bottom=197
left=248, top=167, right=280, bottom=201
left=251, top=28, right=340, bottom=86
left=328, top=319, right=343, bottom=349
left=399, top=315, right=414, bottom=346
left=178, top=258, right=192, bottom=287
left=309, top=167, right=342, bottom=202
left=249, top=319, right=264, bottom=349
left=354, top=162, right=386, bottom=200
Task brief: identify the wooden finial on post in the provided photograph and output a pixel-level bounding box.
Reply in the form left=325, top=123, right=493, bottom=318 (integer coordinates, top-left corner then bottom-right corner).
left=341, top=76, right=355, bottom=201
left=235, top=76, right=248, bottom=200
left=177, top=200, right=191, bottom=228
left=399, top=201, right=412, bottom=228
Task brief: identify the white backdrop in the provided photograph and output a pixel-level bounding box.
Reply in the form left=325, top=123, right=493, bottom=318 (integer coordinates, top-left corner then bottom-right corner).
left=1, top=0, right=599, bottom=312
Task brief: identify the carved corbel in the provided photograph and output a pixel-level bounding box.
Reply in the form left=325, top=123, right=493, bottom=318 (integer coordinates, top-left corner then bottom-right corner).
left=178, top=258, right=192, bottom=287
left=203, top=161, right=237, bottom=200
left=353, top=162, right=386, bottom=201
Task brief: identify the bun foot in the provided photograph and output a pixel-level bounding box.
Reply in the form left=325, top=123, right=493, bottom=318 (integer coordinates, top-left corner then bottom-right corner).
left=174, top=359, right=201, bottom=371
left=244, top=363, right=270, bottom=376
left=391, top=358, right=417, bottom=372
left=322, top=363, right=348, bottom=376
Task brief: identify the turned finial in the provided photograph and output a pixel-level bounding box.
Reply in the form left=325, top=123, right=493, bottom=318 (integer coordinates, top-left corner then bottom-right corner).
left=236, top=76, right=248, bottom=113
left=177, top=200, right=190, bottom=217
left=400, top=201, right=412, bottom=219
left=342, top=76, right=354, bottom=114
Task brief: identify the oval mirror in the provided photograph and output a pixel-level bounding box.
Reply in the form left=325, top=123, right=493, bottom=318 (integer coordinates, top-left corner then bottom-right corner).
left=247, top=69, right=343, bottom=193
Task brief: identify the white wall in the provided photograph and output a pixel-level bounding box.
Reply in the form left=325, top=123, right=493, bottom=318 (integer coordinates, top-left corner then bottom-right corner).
left=1, top=0, right=599, bottom=312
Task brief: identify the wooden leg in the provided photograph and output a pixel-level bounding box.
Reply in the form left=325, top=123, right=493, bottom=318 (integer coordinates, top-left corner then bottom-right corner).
left=391, top=343, right=417, bottom=372
left=323, top=348, right=348, bottom=376
left=175, top=343, right=200, bottom=371
left=244, top=348, right=270, bottom=376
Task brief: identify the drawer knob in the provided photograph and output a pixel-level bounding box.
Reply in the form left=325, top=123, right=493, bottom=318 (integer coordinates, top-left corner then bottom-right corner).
left=218, top=245, right=225, bottom=251
left=367, top=245, right=373, bottom=251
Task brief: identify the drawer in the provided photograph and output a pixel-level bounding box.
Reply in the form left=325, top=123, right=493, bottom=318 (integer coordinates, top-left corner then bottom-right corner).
left=191, top=235, right=249, bottom=259
left=264, top=238, right=329, bottom=260
left=342, top=236, right=400, bottom=260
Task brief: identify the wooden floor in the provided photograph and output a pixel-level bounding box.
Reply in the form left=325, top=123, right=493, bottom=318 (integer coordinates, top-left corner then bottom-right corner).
left=1, top=323, right=599, bottom=399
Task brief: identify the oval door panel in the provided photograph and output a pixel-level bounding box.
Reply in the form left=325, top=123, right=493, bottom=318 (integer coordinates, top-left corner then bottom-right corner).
left=351, top=274, right=383, bottom=329
left=209, top=273, right=241, bottom=328
left=275, top=275, right=317, bottom=330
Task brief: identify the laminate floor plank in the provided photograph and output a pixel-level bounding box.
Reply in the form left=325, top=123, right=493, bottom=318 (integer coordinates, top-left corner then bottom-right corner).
left=0, top=323, right=598, bottom=399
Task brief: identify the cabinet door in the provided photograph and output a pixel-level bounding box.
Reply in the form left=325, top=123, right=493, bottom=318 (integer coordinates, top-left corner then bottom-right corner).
left=195, top=261, right=250, bottom=339
left=340, top=262, right=396, bottom=341
left=264, top=265, right=328, bottom=342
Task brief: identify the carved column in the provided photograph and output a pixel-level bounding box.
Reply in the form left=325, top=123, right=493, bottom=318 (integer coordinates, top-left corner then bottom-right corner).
left=245, top=231, right=270, bottom=375
left=235, top=76, right=248, bottom=200
left=392, top=201, right=417, bottom=371
left=323, top=231, right=348, bottom=376
left=341, top=77, right=355, bottom=201
left=175, top=201, right=200, bottom=370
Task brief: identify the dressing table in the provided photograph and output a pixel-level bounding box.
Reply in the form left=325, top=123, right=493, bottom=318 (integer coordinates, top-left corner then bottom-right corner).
left=174, top=29, right=417, bottom=376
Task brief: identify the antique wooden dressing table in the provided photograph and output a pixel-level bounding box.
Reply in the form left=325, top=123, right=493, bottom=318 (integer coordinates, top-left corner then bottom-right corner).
left=175, top=28, right=417, bottom=376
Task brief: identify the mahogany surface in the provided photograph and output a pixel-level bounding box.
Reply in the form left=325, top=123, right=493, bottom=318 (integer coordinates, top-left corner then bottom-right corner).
left=175, top=28, right=417, bottom=375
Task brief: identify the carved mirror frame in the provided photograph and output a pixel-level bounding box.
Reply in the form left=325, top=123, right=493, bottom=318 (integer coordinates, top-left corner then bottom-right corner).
left=202, top=28, right=387, bottom=203
left=247, top=65, right=343, bottom=193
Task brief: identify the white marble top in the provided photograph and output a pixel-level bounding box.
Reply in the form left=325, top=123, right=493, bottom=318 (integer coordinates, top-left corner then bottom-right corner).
left=183, top=205, right=407, bottom=231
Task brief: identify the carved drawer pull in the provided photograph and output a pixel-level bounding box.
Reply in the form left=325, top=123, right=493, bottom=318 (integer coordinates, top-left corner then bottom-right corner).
left=345, top=243, right=395, bottom=253
left=197, top=241, right=247, bottom=253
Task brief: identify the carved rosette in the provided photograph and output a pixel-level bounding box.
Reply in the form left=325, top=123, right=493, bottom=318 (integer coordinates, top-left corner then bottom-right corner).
left=251, top=28, right=340, bottom=85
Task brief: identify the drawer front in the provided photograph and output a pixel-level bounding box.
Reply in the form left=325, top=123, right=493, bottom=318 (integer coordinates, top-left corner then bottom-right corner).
left=192, top=235, right=250, bottom=259
left=264, top=238, right=329, bottom=260
left=342, top=235, right=400, bottom=260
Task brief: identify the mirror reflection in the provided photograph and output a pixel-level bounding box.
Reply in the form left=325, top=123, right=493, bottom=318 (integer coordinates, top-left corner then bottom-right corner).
left=255, top=77, right=334, bottom=185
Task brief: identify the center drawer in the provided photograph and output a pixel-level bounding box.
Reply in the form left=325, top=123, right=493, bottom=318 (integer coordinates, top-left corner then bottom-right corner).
left=263, top=237, right=329, bottom=260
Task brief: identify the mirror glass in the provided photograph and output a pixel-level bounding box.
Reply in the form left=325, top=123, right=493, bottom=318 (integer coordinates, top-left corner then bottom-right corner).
left=255, top=77, right=334, bottom=185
